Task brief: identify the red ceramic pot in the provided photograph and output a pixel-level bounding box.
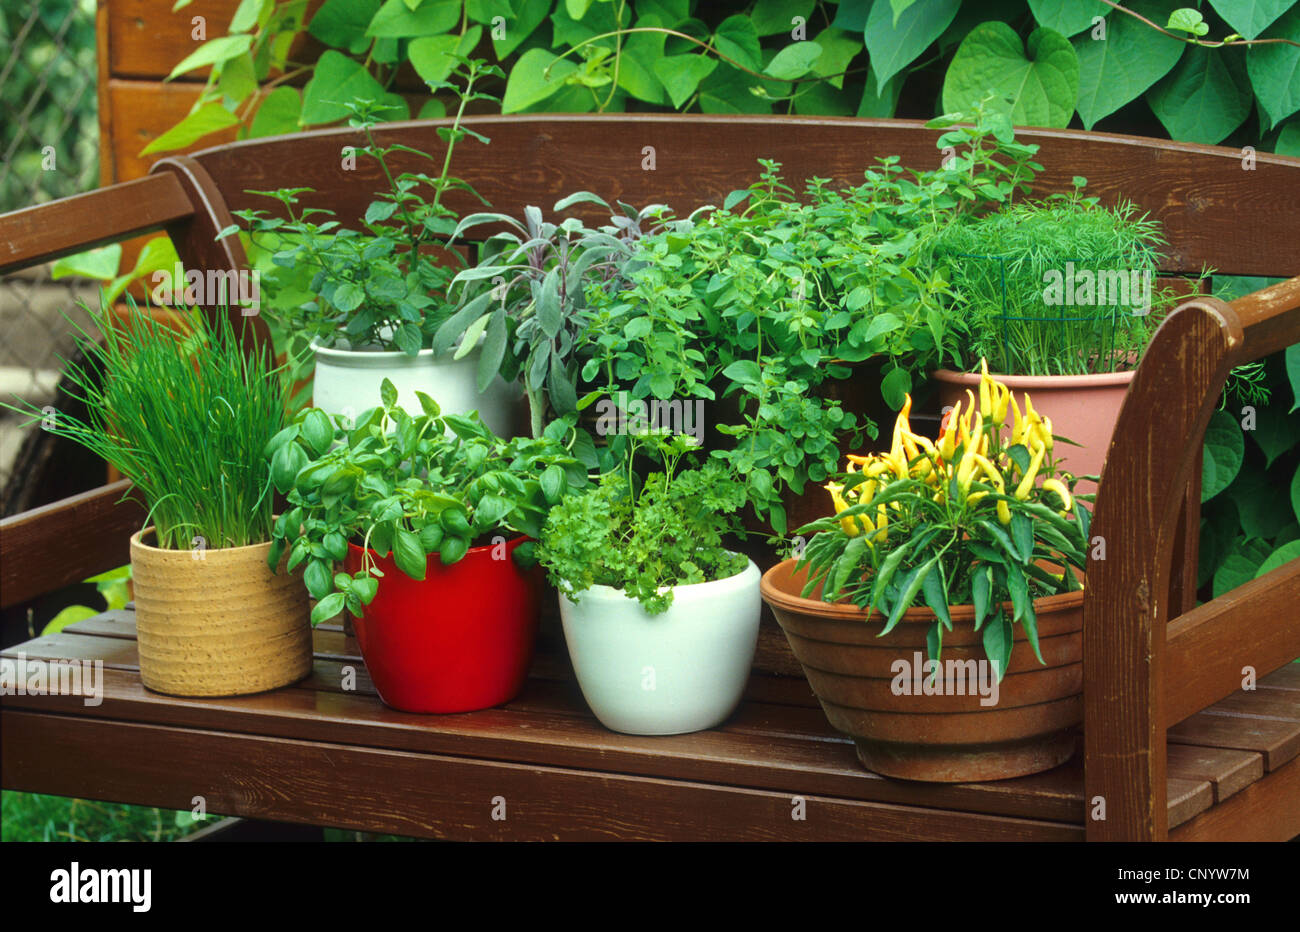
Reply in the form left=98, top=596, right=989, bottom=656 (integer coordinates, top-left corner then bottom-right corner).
left=344, top=535, right=539, bottom=713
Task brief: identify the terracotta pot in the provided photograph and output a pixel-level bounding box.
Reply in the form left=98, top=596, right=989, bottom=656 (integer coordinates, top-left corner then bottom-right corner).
left=760, top=558, right=1083, bottom=782
left=130, top=528, right=312, bottom=697
left=930, top=368, right=1133, bottom=497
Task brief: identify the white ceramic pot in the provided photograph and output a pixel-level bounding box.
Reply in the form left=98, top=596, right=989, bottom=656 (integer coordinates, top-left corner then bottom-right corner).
left=558, top=559, right=762, bottom=735
left=312, top=342, right=525, bottom=437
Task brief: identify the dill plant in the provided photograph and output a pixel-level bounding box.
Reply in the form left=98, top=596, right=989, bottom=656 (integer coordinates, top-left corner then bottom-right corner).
left=933, top=185, right=1175, bottom=375
left=4, top=301, right=286, bottom=550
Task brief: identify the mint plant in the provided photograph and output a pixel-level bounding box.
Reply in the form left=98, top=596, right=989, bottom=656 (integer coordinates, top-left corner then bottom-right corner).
left=224, top=57, right=502, bottom=386
left=537, top=432, right=747, bottom=615
left=266, top=377, right=588, bottom=625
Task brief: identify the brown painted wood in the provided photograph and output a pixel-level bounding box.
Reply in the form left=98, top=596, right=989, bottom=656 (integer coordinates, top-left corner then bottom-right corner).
left=1168, top=711, right=1300, bottom=772
left=0, top=709, right=1083, bottom=841
left=1261, top=664, right=1300, bottom=691
left=107, top=0, right=323, bottom=81
left=1085, top=277, right=1300, bottom=841
left=103, top=80, right=437, bottom=184
left=149, top=155, right=273, bottom=353
left=106, top=79, right=231, bottom=182
left=1169, top=754, right=1300, bottom=842
left=1165, top=745, right=1264, bottom=803
left=0, top=174, right=193, bottom=274
left=184, top=115, right=1300, bottom=278
left=96, top=0, right=114, bottom=187
left=0, top=481, right=145, bottom=610
left=1164, top=777, right=1213, bottom=828
left=1084, top=302, right=1237, bottom=841
left=0, top=624, right=1210, bottom=830
left=1203, top=690, right=1300, bottom=723
left=1164, top=561, right=1300, bottom=727
left=1230, top=276, right=1300, bottom=359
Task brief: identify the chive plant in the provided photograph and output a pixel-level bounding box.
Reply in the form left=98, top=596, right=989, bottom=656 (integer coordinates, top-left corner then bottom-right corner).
left=932, top=187, right=1174, bottom=376
left=4, top=301, right=286, bottom=550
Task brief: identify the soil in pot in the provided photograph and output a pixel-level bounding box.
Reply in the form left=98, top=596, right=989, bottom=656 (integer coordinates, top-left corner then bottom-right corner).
left=130, top=528, right=312, bottom=697
left=761, top=558, right=1083, bottom=783
left=343, top=534, right=539, bottom=713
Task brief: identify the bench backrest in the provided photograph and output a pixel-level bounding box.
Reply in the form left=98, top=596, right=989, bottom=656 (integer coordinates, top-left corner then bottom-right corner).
left=178, top=114, right=1300, bottom=279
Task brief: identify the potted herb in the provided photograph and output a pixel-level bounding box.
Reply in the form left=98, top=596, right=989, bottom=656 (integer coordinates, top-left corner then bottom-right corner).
left=760, top=362, right=1089, bottom=782
left=3, top=303, right=311, bottom=697
left=573, top=107, right=1042, bottom=539
left=929, top=182, right=1177, bottom=486
left=228, top=58, right=522, bottom=433
left=537, top=433, right=761, bottom=736
left=267, top=379, right=586, bottom=713
left=435, top=192, right=672, bottom=440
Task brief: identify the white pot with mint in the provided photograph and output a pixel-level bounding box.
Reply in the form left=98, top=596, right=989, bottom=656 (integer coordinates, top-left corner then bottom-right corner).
left=311, top=337, right=524, bottom=437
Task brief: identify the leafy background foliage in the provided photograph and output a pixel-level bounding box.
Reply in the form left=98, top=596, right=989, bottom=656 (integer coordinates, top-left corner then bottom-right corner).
left=1199, top=281, right=1300, bottom=598
left=159, top=0, right=1300, bottom=156
left=0, top=0, right=99, bottom=209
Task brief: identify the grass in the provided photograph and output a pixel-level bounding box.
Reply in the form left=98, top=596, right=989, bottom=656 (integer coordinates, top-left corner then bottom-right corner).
left=933, top=192, right=1174, bottom=376
left=2, top=792, right=423, bottom=841
left=1, top=791, right=202, bottom=842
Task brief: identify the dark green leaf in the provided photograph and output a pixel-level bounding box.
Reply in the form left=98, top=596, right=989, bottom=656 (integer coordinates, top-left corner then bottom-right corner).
left=392, top=527, right=427, bottom=580
left=311, top=591, right=346, bottom=625
left=982, top=612, right=1014, bottom=681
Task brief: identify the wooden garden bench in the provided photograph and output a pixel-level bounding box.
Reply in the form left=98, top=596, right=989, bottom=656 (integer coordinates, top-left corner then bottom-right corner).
left=2, top=115, right=1298, bottom=841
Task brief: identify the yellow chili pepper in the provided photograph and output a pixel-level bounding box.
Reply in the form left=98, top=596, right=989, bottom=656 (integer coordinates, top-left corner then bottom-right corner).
left=1009, top=393, right=1025, bottom=447
left=1042, top=478, right=1072, bottom=513
left=965, top=453, right=1005, bottom=506
left=1014, top=443, right=1045, bottom=500
left=1036, top=415, right=1055, bottom=453
left=826, top=482, right=863, bottom=537
left=997, top=388, right=1011, bottom=426
left=997, top=500, right=1012, bottom=525
left=938, top=398, right=960, bottom=462
left=956, top=446, right=979, bottom=495
left=960, top=389, right=976, bottom=440
left=979, top=359, right=993, bottom=420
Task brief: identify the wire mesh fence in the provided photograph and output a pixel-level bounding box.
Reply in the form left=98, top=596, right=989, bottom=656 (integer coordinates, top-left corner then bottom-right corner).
left=0, top=0, right=101, bottom=501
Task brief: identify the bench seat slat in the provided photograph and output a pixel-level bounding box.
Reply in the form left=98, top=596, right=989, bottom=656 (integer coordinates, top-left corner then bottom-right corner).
left=1168, top=710, right=1300, bottom=771
left=0, top=708, right=1085, bottom=841
left=1165, top=745, right=1265, bottom=803
left=0, top=616, right=1250, bottom=832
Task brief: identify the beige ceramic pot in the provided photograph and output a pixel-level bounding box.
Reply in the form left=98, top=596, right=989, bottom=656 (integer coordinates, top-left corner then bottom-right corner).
left=930, top=368, right=1133, bottom=496
left=130, top=528, right=312, bottom=697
